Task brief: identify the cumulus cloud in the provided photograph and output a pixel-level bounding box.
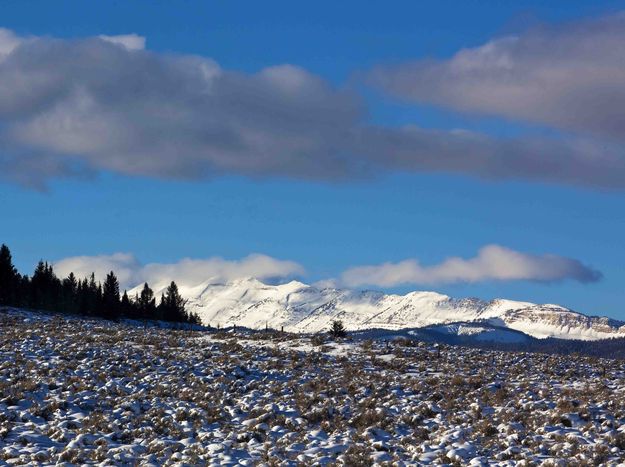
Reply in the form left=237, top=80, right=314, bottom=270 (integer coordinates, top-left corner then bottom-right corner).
left=341, top=245, right=602, bottom=287
left=370, top=12, right=625, bottom=141
left=0, top=30, right=364, bottom=186
left=53, top=253, right=305, bottom=290
left=53, top=253, right=140, bottom=288
left=1, top=27, right=625, bottom=188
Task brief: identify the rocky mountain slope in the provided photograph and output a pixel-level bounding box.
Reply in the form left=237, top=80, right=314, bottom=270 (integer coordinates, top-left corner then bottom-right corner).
left=133, top=277, right=625, bottom=341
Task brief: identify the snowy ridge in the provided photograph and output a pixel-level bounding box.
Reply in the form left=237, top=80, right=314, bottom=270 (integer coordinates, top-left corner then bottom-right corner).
left=130, top=277, right=625, bottom=341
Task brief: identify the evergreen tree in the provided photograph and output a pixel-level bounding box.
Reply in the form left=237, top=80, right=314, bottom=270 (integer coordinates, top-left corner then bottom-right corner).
left=329, top=320, right=347, bottom=339
left=102, top=271, right=120, bottom=319
left=120, top=290, right=135, bottom=318
left=159, top=281, right=187, bottom=322
left=137, top=283, right=156, bottom=319
left=0, top=243, right=196, bottom=324
left=187, top=311, right=202, bottom=326
left=0, top=244, right=19, bottom=306
left=61, top=272, right=79, bottom=312
left=84, top=273, right=101, bottom=316
left=16, top=274, right=31, bottom=308
left=97, top=283, right=103, bottom=313
left=77, top=278, right=89, bottom=315
left=155, top=292, right=165, bottom=321
left=30, top=261, right=47, bottom=309
left=30, top=261, right=61, bottom=311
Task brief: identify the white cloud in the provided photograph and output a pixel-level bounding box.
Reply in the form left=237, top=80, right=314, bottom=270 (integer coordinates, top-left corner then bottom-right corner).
left=341, top=245, right=602, bottom=287
left=139, top=255, right=305, bottom=290
left=98, top=34, right=146, bottom=51
left=0, top=26, right=625, bottom=189
left=0, top=28, right=23, bottom=58
left=54, top=253, right=140, bottom=288
left=53, top=252, right=304, bottom=290
left=52, top=246, right=601, bottom=291
left=370, top=12, right=625, bottom=142
left=0, top=30, right=363, bottom=186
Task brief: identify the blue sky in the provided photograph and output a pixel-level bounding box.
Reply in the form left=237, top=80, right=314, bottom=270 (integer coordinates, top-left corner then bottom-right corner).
left=2, top=1, right=625, bottom=318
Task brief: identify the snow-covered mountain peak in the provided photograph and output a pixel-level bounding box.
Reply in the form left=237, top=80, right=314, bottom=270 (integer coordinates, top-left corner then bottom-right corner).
left=404, top=290, right=451, bottom=301
left=275, top=279, right=310, bottom=293
left=486, top=298, right=535, bottom=313
left=135, top=277, right=624, bottom=341
left=227, top=276, right=268, bottom=288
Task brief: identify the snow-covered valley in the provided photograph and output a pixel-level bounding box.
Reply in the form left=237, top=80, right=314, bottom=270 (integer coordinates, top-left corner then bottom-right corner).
left=137, top=277, right=625, bottom=342
left=2, top=307, right=625, bottom=465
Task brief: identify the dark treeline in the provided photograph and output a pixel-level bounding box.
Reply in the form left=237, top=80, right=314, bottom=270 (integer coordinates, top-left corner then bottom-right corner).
left=0, top=244, right=201, bottom=325
left=474, top=336, right=625, bottom=360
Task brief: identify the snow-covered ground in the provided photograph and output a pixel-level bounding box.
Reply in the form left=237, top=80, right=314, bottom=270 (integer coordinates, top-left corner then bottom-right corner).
left=2, top=308, right=625, bottom=465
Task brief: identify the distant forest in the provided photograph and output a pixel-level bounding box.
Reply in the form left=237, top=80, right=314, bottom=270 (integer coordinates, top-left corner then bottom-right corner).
left=477, top=336, right=625, bottom=361
left=0, top=244, right=201, bottom=325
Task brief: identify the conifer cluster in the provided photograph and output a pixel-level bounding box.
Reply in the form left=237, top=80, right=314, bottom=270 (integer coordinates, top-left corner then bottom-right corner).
left=0, top=244, right=201, bottom=325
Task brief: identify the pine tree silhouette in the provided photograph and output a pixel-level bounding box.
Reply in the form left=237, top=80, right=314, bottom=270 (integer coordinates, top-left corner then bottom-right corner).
left=0, top=244, right=19, bottom=306
left=159, top=281, right=188, bottom=322
left=61, top=272, right=79, bottom=313
left=0, top=243, right=198, bottom=324
left=120, top=290, right=135, bottom=318
left=102, top=271, right=121, bottom=320
left=138, top=283, right=157, bottom=319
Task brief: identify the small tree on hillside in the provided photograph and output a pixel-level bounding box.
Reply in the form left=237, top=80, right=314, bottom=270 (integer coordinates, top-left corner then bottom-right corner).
left=329, top=319, right=347, bottom=339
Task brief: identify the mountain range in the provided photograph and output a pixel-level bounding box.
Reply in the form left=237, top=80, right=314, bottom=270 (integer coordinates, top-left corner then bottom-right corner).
left=129, top=277, right=625, bottom=342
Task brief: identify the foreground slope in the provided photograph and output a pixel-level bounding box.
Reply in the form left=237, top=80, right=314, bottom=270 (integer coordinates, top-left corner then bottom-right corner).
left=135, top=278, right=625, bottom=341
left=2, top=308, right=625, bottom=465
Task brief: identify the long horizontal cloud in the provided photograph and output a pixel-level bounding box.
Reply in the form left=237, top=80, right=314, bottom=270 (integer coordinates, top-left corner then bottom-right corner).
left=357, top=126, right=625, bottom=188
left=0, top=28, right=365, bottom=186
left=370, top=12, right=625, bottom=142
left=53, top=252, right=305, bottom=290
left=52, top=245, right=600, bottom=290
left=1, top=27, right=625, bottom=188
left=341, top=245, right=602, bottom=287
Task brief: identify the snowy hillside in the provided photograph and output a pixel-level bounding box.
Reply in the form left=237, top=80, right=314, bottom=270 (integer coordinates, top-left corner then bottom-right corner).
left=130, top=278, right=625, bottom=341
left=4, top=308, right=625, bottom=464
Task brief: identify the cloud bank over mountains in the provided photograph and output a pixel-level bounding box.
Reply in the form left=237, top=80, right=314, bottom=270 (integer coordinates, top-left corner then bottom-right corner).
left=340, top=244, right=602, bottom=288
left=2, top=14, right=625, bottom=189
left=52, top=245, right=601, bottom=291
left=54, top=253, right=305, bottom=291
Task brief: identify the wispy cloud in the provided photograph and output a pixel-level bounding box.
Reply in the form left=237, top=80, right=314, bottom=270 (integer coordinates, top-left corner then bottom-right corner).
left=340, top=245, right=602, bottom=287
